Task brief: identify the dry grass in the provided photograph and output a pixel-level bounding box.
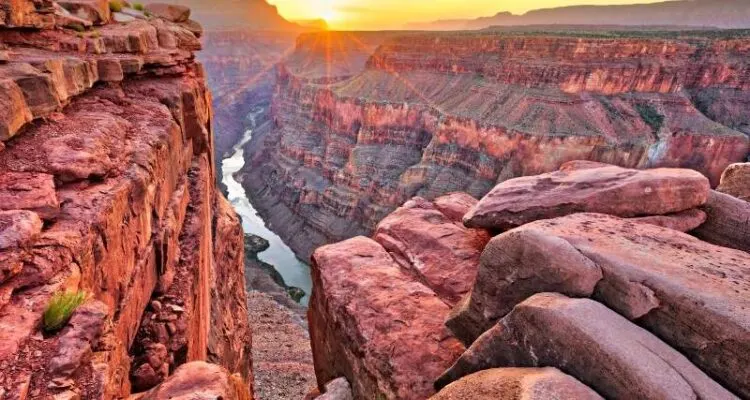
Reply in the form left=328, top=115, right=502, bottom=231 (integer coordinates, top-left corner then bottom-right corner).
left=43, top=290, right=88, bottom=332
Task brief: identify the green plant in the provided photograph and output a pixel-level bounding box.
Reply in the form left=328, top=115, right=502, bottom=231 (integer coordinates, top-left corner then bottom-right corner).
left=43, top=290, right=88, bottom=332
left=636, top=103, right=665, bottom=134
left=133, top=2, right=144, bottom=11
left=69, top=23, right=86, bottom=33
left=109, top=0, right=123, bottom=12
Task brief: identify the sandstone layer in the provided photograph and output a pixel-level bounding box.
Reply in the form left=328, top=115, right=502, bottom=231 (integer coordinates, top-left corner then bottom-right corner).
left=0, top=1, right=252, bottom=398
left=241, top=30, right=750, bottom=260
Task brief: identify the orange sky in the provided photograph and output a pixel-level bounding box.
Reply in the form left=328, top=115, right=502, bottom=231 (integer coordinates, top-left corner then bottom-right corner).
left=267, top=0, right=666, bottom=30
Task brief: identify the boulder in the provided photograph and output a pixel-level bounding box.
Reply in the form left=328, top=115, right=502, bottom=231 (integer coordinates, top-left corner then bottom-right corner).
left=693, top=190, right=750, bottom=253
left=49, top=301, right=109, bottom=378
left=628, top=208, right=706, bottom=232
left=0, top=210, right=42, bottom=250
left=309, top=237, right=465, bottom=400
left=431, top=368, right=602, bottom=400
left=440, top=294, right=736, bottom=400
left=447, top=213, right=750, bottom=397
left=717, top=162, right=750, bottom=202
left=0, top=172, right=59, bottom=220
left=140, top=361, right=252, bottom=400
left=317, top=377, right=353, bottom=400
left=433, top=192, right=480, bottom=222
left=57, top=0, right=111, bottom=25
left=144, top=3, right=191, bottom=23
left=464, top=163, right=710, bottom=230
left=373, top=197, right=490, bottom=305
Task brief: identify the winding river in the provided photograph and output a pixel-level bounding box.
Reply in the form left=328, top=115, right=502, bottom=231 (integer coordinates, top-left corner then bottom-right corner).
left=221, top=129, right=313, bottom=305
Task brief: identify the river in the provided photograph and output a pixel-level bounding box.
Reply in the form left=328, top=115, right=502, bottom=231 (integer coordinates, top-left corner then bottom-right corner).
left=221, top=129, right=313, bottom=305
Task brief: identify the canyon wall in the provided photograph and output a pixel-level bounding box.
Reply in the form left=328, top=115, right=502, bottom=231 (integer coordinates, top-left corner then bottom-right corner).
left=0, top=1, right=251, bottom=397
left=241, top=30, right=750, bottom=259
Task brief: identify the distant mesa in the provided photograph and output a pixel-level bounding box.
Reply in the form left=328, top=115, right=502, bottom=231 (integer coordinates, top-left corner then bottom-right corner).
left=407, top=0, right=750, bottom=30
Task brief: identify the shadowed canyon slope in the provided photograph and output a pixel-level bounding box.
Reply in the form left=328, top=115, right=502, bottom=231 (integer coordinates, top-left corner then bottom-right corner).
left=409, top=0, right=750, bottom=31
left=239, top=30, right=750, bottom=259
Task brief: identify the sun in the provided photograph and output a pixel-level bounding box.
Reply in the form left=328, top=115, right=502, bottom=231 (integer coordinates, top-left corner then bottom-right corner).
left=320, top=8, right=339, bottom=22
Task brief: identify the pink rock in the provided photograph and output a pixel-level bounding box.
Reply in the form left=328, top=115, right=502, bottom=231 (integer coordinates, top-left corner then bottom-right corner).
left=0, top=172, right=59, bottom=220
left=49, top=300, right=109, bottom=378
left=141, top=361, right=252, bottom=400
left=463, top=163, right=710, bottom=231
left=432, top=368, right=602, bottom=400
left=693, top=190, right=750, bottom=253
left=309, top=236, right=465, bottom=400
left=57, top=0, right=111, bottom=25
left=373, top=197, right=490, bottom=305
left=440, top=294, right=735, bottom=400
left=629, top=208, right=706, bottom=232
left=448, top=213, right=750, bottom=397
left=433, top=192, right=480, bottom=223
left=0, top=210, right=42, bottom=250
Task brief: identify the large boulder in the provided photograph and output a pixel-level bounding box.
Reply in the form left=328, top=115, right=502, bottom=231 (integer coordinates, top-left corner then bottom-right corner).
left=144, top=3, right=191, bottom=23
left=309, top=237, right=465, bottom=400
left=440, top=294, right=736, bottom=400
left=431, top=368, right=602, bottom=400
left=464, top=162, right=710, bottom=230
left=628, top=208, right=706, bottom=232
left=717, top=162, right=750, bottom=202
left=693, top=190, right=750, bottom=253
left=447, top=213, right=750, bottom=397
left=140, top=361, right=252, bottom=400
left=57, top=0, right=111, bottom=25
left=373, top=196, right=490, bottom=305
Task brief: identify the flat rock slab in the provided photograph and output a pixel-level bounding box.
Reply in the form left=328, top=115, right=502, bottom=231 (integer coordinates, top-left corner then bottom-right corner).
left=431, top=368, right=602, bottom=400
left=717, top=162, right=750, bottom=202
left=0, top=172, right=59, bottom=220
left=629, top=208, right=707, bottom=232
left=373, top=196, right=490, bottom=305
left=448, top=213, right=750, bottom=397
left=0, top=210, right=42, bottom=251
left=57, top=0, right=110, bottom=25
left=309, top=236, right=465, bottom=400
left=440, top=294, right=736, bottom=400
left=145, top=3, right=191, bottom=23
left=464, top=162, right=710, bottom=230
left=693, top=190, right=750, bottom=253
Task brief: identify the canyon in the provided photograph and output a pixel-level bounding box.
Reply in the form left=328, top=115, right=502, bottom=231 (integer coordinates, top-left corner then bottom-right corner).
left=240, top=29, right=750, bottom=259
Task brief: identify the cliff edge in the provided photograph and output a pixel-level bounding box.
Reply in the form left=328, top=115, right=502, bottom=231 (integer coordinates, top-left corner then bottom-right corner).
left=0, top=0, right=252, bottom=397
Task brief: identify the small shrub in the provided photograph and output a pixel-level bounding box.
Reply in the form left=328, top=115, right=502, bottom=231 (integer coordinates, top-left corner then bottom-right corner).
left=133, top=2, right=144, bottom=11
left=43, top=290, right=88, bottom=332
left=636, top=103, right=665, bottom=133
left=109, top=0, right=123, bottom=12
left=69, top=23, right=86, bottom=33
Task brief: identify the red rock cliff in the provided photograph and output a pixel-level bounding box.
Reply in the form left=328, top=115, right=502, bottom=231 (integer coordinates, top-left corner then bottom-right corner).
left=241, top=30, right=750, bottom=259
left=0, top=1, right=252, bottom=397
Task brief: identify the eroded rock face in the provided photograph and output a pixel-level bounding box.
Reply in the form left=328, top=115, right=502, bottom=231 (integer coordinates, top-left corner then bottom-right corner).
left=308, top=236, right=465, bottom=400
left=628, top=208, right=707, bottom=232
left=447, top=213, right=750, bottom=397
left=717, top=162, right=750, bottom=202
left=440, top=294, right=736, bottom=400
left=431, top=368, right=602, bottom=400
left=0, top=4, right=252, bottom=398
left=242, top=30, right=749, bottom=260
left=463, top=163, right=710, bottom=230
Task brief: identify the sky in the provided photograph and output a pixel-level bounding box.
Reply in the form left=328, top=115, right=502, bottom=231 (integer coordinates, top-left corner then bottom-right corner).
left=266, top=0, right=666, bottom=30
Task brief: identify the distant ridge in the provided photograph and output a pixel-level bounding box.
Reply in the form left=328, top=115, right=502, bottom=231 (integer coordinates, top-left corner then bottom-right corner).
left=407, top=0, right=750, bottom=31
left=145, top=0, right=321, bottom=31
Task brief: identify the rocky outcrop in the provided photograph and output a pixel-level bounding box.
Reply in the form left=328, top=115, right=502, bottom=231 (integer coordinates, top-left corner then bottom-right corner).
left=693, top=190, right=750, bottom=253
left=308, top=194, right=489, bottom=399
left=242, top=30, right=750, bottom=260
left=441, top=293, right=736, bottom=400
left=431, top=368, right=602, bottom=400
left=0, top=3, right=252, bottom=398
left=309, top=162, right=749, bottom=399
